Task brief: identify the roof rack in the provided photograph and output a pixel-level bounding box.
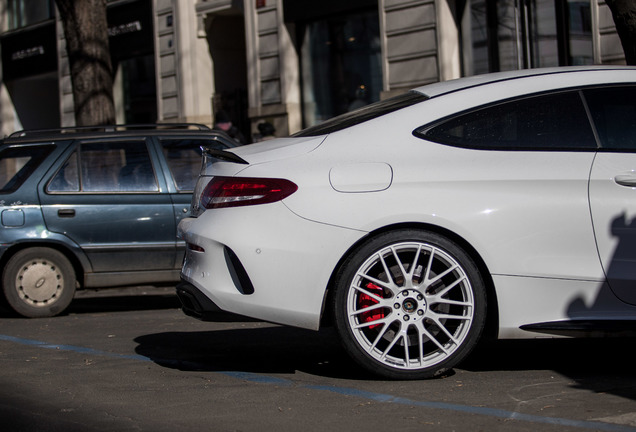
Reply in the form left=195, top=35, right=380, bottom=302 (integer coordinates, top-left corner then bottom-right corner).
left=8, top=123, right=211, bottom=138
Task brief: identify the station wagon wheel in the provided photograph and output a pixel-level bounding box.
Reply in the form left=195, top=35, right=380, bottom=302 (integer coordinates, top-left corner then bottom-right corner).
left=2, top=248, right=76, bottom=318
left=333, top=230, right=486, bottom=379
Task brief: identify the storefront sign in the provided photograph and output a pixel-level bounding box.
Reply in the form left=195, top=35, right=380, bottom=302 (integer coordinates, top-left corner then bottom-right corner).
left=108, top=21, right=143, bottom=37
left=11, top=46, right=45, bottom=61
left=107, top=0, right=154, bottom=61
left=1, top=21, right=57, bottom=81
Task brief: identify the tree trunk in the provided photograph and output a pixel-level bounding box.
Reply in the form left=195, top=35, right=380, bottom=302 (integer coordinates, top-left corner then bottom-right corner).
left=56, top=0, right=115, bottom=126
left=606, top=0, right=636, bottom=65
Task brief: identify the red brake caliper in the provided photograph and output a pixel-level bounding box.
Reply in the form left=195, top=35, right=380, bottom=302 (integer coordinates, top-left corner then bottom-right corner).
left=358, top=283, right=385, bottom=329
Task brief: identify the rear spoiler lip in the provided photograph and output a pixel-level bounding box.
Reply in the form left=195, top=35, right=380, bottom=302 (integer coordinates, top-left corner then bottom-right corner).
left=201, top=146, right=249, bottom=165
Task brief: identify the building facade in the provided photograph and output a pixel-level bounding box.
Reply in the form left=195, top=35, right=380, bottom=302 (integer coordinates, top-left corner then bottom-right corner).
left=0, top=0, right=625, bottom=139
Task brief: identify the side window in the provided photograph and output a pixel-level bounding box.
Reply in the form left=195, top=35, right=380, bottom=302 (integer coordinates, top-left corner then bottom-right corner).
left=584, top=86, right=636, bottom=151
left=49, top=141, right=158, bottom=193
left=0, top=145, right=54, bottom=194
left=48, top=151, right=79, bottom=192
left=161, top=138, right=230, bottom=191
left=417, top=91, right=597, bottom=150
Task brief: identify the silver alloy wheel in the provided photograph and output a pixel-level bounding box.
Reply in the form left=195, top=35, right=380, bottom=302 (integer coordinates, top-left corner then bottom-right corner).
left=345, top=241, right=475, bottom=371
left=15, top=258, right=64, bottom=307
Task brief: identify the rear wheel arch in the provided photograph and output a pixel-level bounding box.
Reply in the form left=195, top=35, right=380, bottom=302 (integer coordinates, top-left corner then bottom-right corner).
left=1, top=242, right=84, bottom=289
left=321, top=223, right=498, bottom=339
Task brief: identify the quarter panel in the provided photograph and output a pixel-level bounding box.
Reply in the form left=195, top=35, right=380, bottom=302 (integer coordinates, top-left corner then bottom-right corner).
left=240, top=128, right=603, bottom=282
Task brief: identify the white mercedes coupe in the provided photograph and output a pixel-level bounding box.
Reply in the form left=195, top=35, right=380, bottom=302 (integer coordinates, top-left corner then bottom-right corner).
left=177, top=66, right=636, bottom=379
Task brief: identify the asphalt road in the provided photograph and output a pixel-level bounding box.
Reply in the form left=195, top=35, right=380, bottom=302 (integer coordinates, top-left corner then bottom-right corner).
left=2, top=286, right=636, bottom=432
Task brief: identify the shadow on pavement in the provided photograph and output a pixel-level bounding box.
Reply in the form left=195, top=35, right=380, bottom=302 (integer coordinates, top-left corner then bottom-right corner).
left=134, top=325, right=377, bottom=380
left=68, top=294, right=181, bottom=315
left=135, top=326, right=636, bottom=391
left=462, top=337, right=636, bottom=401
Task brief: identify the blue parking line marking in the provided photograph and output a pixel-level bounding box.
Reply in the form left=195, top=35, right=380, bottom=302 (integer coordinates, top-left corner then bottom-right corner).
left=0, top=334, right=151, bottom=362
left=3, top=332, right=636, bottom=432
left=305, top=385, right=636, bottom=432
left=220, top=371, right=294, bottom=385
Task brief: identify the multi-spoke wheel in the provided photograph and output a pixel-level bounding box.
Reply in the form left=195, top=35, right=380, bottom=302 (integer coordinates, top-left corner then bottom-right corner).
left=334, top=230, right=486, bottom=379
left=2, top=248, right=76, bottom=318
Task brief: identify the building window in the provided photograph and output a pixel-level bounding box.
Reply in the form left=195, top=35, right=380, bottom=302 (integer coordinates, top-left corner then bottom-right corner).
left=563, top=1, right=594, bottom=65
left=461, top=0, right=593, bottom=75
left=108, top=0, right=157, bottom=125
left=7, top=0, right=55, bottom=30
left=114, top=55, right=157, bottom=124
left=295, top=8, right=382, bottom=128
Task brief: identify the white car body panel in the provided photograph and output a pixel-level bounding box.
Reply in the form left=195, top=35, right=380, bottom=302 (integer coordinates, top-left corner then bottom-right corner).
left=235, top=107, right=603, bottom=282
left=179, top=204, right=365, bottom=330
left=415, top=66, right=635, bottom=97
left=494, top=277, right=629, bottom=338
left=590, top=152, right=636, bottom=306
left=215, top=136, right=326, bottom=168
left=329, top=162, right=393, bottom=192
left=179, top=66, right=636, bottom=339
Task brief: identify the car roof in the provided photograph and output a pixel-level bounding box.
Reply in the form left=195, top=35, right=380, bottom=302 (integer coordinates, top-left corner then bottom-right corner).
left=2, top=123, right=236, bottom=146
left=412, top=66, right=636, bottom=99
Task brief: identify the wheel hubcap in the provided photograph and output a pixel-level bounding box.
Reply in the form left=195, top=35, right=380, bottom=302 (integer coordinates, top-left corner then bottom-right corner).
left=394, top=289, right=426, bottom=322
left=16, top=260, right=63, bottom=306
left=347, top=241, right=475, bottom=371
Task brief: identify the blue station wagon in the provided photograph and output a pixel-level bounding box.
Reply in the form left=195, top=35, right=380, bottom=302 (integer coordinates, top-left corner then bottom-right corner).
left=0, top=124, right=237, bottom=317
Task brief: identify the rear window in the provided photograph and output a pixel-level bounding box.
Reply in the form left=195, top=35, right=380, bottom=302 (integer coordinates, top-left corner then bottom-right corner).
left=161, top=137, right=233, bottom=192
left=293, top=91, right=428, bottom=137
left=0, top=145, right=54, bottom=194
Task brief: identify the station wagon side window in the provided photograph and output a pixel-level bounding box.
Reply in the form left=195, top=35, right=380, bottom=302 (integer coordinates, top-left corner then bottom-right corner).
left=0, top=145, right=54, bottom=194
left=48, top=140, right=158, bottom=193
left=161, top=138, right=231, bottom=192
left=416, top=91, right=598, bottom=151
left=583, top=86, right=636, bottom=151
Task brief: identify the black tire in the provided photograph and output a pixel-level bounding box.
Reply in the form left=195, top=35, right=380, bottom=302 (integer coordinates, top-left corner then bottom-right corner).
left=2, top=248, right=76, bottom=318
left=333, top=229, right=486, bottom=380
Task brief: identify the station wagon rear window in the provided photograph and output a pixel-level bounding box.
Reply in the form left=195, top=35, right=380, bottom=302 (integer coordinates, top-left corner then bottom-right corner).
left=0, top=145, right=54, bottom=194
left=161, top=138, right=230, bottom=192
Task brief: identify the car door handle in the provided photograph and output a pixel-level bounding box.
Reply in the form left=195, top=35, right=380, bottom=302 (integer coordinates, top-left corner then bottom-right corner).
left=614, top=174, right=636, bottom=187
left=57, top=209, right=76, bottom=218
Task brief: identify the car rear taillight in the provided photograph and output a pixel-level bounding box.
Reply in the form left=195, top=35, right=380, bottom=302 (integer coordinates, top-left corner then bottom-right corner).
left=200, top=176, right=298, bottom=209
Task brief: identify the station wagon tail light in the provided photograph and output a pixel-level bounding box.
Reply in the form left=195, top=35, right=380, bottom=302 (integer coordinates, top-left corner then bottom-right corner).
left=200, top=176, right=298, bottom=209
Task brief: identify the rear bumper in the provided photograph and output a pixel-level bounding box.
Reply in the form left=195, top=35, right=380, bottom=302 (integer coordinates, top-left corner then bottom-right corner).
left=176, top=280, right=223, bottom=321
left=178, top=203, right=365, bottom=330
